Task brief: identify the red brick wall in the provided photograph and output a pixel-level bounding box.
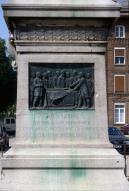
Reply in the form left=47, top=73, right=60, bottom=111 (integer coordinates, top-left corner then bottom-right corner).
left=107, top=17, right=129, bottom=128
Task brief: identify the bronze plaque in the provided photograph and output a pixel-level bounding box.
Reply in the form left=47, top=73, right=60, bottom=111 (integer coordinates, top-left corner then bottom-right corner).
left=29, top=63, right=94, bottom=109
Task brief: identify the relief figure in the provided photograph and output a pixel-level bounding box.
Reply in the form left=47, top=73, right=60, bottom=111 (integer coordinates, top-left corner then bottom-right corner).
left=30, top=72, right=36, bottom=106
left=65, top=71, right=71, bottom=88
left=57, top=70, right=66, bottom=88
left=86, top=73, right=94, bottom=108
left=53, top=71, right=60, bottom=88
left=70, top=72, right=89, bottom=108
left=33, top=72, right=44, bottom=107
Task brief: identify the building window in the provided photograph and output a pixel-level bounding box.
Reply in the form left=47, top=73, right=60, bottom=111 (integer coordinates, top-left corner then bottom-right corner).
left=114, top=103, right=125, bottom=124
left=114, top=75, right=125, bottom=93
left=114, top=48, right=125, bottom=65
left=115, top=25, right=125, bottom=38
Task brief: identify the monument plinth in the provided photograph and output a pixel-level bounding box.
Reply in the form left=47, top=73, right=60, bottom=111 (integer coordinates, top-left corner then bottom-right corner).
left=1, top=0, right=129, bottom=190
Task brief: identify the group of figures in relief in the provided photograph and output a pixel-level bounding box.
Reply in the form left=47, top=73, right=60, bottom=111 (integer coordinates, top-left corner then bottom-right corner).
left=29, top=69, right=94, bottom=109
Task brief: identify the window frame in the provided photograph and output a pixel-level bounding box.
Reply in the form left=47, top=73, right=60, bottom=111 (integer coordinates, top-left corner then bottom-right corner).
left=114, top=74, right=125, bottom=93
left=114, top=103, right=125, bottom=124
left=115, top=25, right=125, bottom=38
left=114, top=47, right=126, bottom=65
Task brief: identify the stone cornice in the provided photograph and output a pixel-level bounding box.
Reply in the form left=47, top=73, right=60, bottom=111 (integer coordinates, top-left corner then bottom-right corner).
left=2, top=4, right=121, bottom=10
left=2, top=3, right=120, bottom=19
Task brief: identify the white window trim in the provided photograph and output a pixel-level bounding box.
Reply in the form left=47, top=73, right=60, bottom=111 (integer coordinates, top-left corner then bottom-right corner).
left=115, top=25, right=125, bottom=38
left=114, top=103, right=125, bottom=124
left=114, top=47, right=126, bottom=65
left=114, top=74, right=125, bottom=93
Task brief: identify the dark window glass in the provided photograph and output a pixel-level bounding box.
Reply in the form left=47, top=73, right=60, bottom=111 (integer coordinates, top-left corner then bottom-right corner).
left=6, top=119, right=10, bottom=124
left=115, top=26, right=125, bottom=38
left=11, top=119, right=15, bottom=124
left=115, top=57, right=124, bottom=64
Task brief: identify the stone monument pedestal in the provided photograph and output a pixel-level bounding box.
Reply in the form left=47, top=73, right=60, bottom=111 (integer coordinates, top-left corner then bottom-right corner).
left=1, top=147, right=129, bottom=191
left=1, top=0, right=129, bottom=190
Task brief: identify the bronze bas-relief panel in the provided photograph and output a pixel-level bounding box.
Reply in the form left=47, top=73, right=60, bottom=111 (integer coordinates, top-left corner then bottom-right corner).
left=29, top=63, right=94, bottom=110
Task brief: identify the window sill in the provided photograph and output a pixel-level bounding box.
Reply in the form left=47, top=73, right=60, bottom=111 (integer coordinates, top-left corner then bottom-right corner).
left=115, top=37, right=125, bottom=39
left=114, top=123, right=125, bottom=125
left=114, top=64, right=125, bottom=66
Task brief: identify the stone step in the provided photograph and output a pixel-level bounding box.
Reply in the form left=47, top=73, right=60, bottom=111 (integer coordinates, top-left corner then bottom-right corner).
left=1, top=147, right=125, bottom=168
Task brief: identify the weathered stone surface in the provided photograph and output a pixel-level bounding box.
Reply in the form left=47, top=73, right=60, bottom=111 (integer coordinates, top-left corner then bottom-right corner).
left=1, top=168, right=129, bottom=191
left=6, top=0, right=120, bottom=7
left=1, top=147, right=125, bottom=168
left=2, top=0, right=120, bottom=19
left=1, top=147, right=129, bottom=191
left=14, top=53, right=109, bottom=146
left=1, top=1, right=129, bottom=191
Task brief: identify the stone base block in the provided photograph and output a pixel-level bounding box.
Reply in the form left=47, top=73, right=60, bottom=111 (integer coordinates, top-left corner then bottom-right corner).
left=0, top=147, right=129, bottom=191
left=1, top=169, right=129, bottom=191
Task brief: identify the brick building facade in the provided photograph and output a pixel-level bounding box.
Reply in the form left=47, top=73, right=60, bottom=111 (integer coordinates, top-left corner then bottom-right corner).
left=107, top=0, right=129, bottom=128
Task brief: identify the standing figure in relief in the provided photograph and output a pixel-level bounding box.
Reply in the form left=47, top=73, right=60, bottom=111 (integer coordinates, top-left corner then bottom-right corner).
left=72, top=70, right=78, bottom=83
left=70, top=72, right=89, bottom=108
left=45, top=71, right=52, bottom=88
left=65, top=71, right=71, bottom=88
left=53, top=71, right=60, bottom=88
left=30, top=72, right=35, bottom=106
left=57, top=70, right=66, bottom=88
left=86, top=72, right=94, bottom=108
left=33, top=72, right=43, bottom=107
left=42, top=72, right=47, bottom=89
left=48, top=71, right=54, bottom=88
